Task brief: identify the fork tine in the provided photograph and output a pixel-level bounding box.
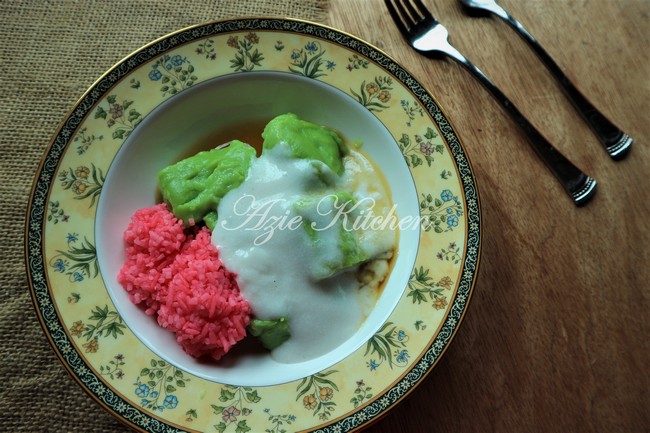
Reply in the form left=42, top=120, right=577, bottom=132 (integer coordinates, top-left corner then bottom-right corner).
left=410, top=0, right=433, bottom=20
left=394, top=1, right=414, bottom=28
left=384, top=0, right=411, bottom=36
left=401, top=0, right=423, bottom=24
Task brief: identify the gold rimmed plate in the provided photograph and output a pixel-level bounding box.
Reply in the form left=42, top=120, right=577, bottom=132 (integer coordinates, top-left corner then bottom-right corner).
left=25, top=17, right=481, bottom=432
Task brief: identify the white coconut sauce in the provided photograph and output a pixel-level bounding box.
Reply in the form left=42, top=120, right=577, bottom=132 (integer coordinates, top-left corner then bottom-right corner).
left=213, top=142, right=395, bottom=363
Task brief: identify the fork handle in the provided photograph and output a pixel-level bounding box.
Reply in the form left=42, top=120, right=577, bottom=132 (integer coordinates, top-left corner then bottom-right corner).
left=491, top=9, right=632, bottom=160
left=446, top=47, right=597, bottom=206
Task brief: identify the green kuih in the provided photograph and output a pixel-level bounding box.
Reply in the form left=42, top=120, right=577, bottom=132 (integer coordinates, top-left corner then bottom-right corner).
left=248, top=317, right=291, bottom=350
left=294, top=192, right=369, bottom=280
left=262, top=113, right=348, bottom=175
left=158, top=140, right=256, bottom=230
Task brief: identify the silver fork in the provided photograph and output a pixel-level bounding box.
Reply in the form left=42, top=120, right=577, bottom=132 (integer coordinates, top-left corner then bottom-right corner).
left=459, top=0, right=632, bottom=161
left=385, top=0, right=597, bottom=207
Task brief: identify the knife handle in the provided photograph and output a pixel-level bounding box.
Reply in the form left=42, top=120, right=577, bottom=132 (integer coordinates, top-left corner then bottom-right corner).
left=499, top=10, right=633, bottom=160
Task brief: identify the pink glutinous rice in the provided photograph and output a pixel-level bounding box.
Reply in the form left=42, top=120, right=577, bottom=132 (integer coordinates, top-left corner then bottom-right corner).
left=117, top=203, right=251, bottom=360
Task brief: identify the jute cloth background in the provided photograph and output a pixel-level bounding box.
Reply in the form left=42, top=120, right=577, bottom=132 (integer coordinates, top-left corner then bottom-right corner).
left=0, top=1, right=329, bottom=432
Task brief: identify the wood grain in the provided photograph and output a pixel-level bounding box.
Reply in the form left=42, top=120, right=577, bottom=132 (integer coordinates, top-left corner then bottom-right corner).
left=326, top=1, right=649, bottom=432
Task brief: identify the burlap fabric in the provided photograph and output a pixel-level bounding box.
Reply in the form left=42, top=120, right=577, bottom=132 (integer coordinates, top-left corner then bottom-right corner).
left=0, top=1, right=329, bottom=432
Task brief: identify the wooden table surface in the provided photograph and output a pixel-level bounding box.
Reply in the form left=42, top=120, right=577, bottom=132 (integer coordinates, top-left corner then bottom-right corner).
left=326, top=1, right=649, bottom=432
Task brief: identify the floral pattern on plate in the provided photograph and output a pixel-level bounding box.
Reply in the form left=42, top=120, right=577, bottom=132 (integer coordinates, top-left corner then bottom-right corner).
left=26, top=18, right=481, bottom=433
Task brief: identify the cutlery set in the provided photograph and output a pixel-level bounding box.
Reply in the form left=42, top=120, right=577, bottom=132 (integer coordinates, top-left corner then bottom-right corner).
left=385, top=0, right=632, bottom=206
